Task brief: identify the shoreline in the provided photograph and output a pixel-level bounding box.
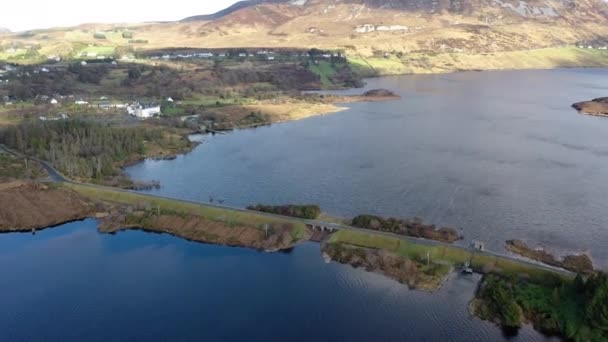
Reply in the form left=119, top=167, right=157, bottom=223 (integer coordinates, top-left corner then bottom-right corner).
left=118, top=91, right=400, bottom=178
left=0, top=177, right=580, bottom=276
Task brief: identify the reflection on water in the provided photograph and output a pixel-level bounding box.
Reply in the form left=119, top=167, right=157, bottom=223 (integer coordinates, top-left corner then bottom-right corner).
left=0, top=220, right=558, bottom=341
left=127, top=68, right=608, bottom=268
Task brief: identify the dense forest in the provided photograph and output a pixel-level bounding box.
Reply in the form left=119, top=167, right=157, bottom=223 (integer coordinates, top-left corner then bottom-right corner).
left=351, top=215, right=460, bottom=243
left=476, top=273, right=608, bottom=341
left=0, top=120, right=191, bottom=185
left=247, top=204, right=321, bottom=220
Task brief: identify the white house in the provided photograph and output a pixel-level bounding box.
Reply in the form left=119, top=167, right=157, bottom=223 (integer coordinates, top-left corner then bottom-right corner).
left=355, top=24, right=375, bottom=33
left=166, top=97, right=174, bottom=102
left=75, top=100, right=89, bottom=105
left=134, top=106, right=161, bottom=118
left=50, top=98, right=58, bottom=105
left=376, top=25, right=408, bottom=32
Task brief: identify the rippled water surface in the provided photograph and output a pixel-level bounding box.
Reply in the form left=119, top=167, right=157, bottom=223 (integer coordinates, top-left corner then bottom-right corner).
left=127, top=68, right=608, bottom=267
left=0, top=220, right=557, bottom=341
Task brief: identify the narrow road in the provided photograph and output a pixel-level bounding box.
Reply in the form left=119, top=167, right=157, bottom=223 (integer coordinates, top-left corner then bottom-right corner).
left=0, top=144, right=575, bottom=276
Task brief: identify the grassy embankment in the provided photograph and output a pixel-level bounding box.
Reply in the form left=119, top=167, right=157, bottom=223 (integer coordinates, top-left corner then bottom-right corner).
left=63, top=182, right=308, bottom=242
left=328, top=230, right=570, bottom=283
left=348, top=47, right=608, bottom=76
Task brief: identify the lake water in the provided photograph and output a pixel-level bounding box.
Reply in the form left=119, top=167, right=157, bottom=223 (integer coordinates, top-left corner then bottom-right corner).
left=0, top=219, right=556, bottom=341
left=127, top=68, right=608, bottom=268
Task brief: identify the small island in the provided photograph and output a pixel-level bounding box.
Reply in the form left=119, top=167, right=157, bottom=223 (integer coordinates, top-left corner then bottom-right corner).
left=572, top=97, right=608, bottom=116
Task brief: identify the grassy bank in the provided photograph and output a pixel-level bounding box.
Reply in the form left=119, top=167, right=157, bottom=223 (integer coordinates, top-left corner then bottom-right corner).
left=64, top=182, right=308, bottom=241
left=329, top=230, right=570, bottom=283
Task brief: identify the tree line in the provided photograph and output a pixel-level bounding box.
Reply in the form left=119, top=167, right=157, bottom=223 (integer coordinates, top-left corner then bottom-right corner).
left=247, top=204, right=321, bottom=220
left=351, top=215, right=460, bottom=243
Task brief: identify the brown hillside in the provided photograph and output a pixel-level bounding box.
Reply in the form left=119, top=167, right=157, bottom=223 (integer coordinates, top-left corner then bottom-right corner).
left=1, top=0, right=607, bottom=65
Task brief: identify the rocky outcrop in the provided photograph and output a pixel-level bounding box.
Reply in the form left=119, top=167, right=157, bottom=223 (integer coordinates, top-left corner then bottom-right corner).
left=362, top=89, right=398, bottom=98
left=572, top=97, right=608, bottom=116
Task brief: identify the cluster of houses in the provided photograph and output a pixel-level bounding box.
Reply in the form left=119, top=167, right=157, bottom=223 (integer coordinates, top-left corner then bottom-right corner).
left=148, top=50, right=281, bottom=61
left=578, top=45, right=608, bottom=50
left=146, top=49, right=341, bottom=61
left=2, top=89, right=166, bottom=119
left=39, top=113, right=69, bottom=121
left=79, top=52, right=114, bottom=60
left=72, top=97, right=162, bottom=118
left=354, top=24, right=409, bottom=34
left=126, top=104, right=162, bottom=118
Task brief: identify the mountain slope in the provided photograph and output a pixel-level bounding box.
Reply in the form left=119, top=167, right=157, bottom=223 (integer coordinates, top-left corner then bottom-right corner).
left=168, top=0, right=608, bottom=53
left=181, top=1, right=260, bottom=21
left=1, top=0, right=607, bottom=73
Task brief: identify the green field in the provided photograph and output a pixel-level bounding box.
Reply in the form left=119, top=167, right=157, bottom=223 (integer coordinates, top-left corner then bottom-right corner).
left=309, top=62, right=338, bottom=86
left=0, top=49, right=27, bottom=61
left=78, top=45, right=116, bottom=57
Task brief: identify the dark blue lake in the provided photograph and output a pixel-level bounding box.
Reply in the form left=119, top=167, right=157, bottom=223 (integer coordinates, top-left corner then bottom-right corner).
left=0, top=219, right=556, bottom=341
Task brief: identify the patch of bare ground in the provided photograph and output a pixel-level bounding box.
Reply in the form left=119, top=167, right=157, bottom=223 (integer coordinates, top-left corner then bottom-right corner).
left=0, top=182, right=93, bottom=232
left=98, top=206, right=307, bottom=251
